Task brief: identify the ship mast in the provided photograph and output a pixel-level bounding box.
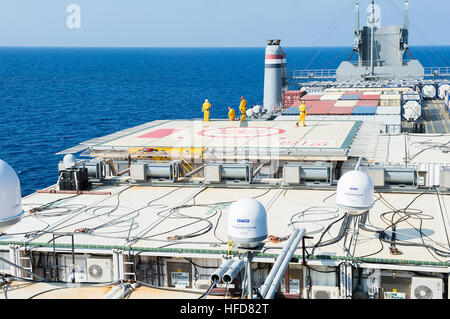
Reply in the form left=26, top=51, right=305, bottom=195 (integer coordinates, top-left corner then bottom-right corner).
left=354, top=2, right=360, bottom=65
left=370, top=0, right=375, bottom=76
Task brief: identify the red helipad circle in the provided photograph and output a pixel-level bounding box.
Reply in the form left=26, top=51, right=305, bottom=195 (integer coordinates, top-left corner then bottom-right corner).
left=198, top=127, right=285, bottom=138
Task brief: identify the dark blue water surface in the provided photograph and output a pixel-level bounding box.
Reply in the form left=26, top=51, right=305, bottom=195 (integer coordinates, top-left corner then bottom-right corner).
left=1, top=46, right=449, bottom=196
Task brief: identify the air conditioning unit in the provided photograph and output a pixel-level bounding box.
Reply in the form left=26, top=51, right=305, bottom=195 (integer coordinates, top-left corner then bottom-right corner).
left=87, top=258, right=113, bottom=283
left=411, top=277, right=443, bottom=299
left=60, top=255, right=88, bottom=283
left=311, top=286, right=340, bottom=299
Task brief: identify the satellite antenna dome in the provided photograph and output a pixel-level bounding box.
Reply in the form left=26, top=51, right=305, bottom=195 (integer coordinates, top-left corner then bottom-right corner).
left=227, top=198, right=267, bottom=249
left=336, top=170, right=374, bottom=216
left=0, top=159, right=24, bottom=232
left=63, top=154, right=77, bottom=169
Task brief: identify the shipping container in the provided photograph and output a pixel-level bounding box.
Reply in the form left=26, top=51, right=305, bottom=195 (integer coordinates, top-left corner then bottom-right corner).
left=356, top=99, right=379, bottom=107
left=339, top=94, right=360, bottom=100
left=375, top=106, right=401, bottom=115
left=283, top=90, right=306, bottom=107
left=352, top=106, right=378, bottom=115
left=320, top=93, right=342, bottom=101
left=328, top=107, right=354, bottom=115
left=308, top=101, right=335, bottom=115
left=379, top=93, right=401, bottom=107
left=359, top=94, right=381, bottom=100
left=302, top=93, right=323, bottom=101
left=334, top=100, right=358, bottom=107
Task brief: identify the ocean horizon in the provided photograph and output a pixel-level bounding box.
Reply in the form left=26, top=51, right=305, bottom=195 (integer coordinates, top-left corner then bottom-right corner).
left=1, top=46, right=449, bottom=195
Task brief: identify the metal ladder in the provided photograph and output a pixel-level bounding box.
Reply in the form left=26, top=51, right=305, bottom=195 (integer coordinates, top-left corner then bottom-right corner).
left=123, top=256, right=137, bottom=282
left=8, top=245, right=33, bottom=280
left=112, top=250, right=136, bottom=282
left=18, top=254, right=33, bottom=280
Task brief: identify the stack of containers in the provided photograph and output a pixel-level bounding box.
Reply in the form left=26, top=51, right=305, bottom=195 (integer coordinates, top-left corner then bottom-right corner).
left=328, top=92, right=360, bottom=115
left=379, top=92, right=401, bottom=106
left=308, top=100, right=336, bottom=115
left=320, top=92, right=342, bottom=101
left=302, top=93, right=323, bottom=101
left=402, top=92, right=422, bottom=121
left=281, top=100, right=315, bottom=116
left=283, top=90, right=306, bottom=108
left=353, top=92, right=380, bottom=115
left=281, top=106, right=301, bottom=116
left=376, top=92, right=402, bottom=116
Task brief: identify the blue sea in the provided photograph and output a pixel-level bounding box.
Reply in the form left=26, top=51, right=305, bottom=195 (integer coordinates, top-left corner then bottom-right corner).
left=1, top=46, right=449, bottom=196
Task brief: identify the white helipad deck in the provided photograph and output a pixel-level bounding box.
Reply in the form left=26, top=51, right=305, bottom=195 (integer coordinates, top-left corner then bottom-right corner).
left=65, top=120, right=362, bottom=161
left=2, top=184, right=449, bottom=269
left=96, top=120, right=359, bottom=150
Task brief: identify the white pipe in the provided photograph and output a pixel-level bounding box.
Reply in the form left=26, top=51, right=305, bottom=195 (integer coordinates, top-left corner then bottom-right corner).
left=355, top=156, right=363, bottom=171
left=264, top=228, right=306, bottom=299
left=259, top=228, right=300, bottom=298
left=222, top=258, right=245, bottom=283
left=210, top=258, right=234, bottom=283
left=102, top=282, right=138, bottom=299
left=102, top=285, right=122, bottom=299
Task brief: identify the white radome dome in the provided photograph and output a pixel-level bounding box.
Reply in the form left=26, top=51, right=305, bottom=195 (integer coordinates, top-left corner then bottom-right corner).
left=0, top=160, right=24, bottom=232
left=252, top=105, right=261, bottom=113
left=227, top=198, right=267, bottom=248
left=336, top=170, right=374, bottom=215
left=63, top=154, right=76, bottom=169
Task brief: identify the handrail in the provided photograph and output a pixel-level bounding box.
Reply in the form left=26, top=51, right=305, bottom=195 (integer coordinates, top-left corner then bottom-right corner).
left=288, top=65, right=450, bottom=79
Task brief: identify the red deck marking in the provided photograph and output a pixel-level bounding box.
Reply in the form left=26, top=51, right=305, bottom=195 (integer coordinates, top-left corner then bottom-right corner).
left=138, top=129, right=180, bottom=139
left=198, top=127, right=285, bottom=138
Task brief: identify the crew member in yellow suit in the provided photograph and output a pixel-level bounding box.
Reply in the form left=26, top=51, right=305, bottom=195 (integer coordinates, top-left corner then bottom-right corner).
left=239, top=96, right=247, bottom=121
left=228, top=107, right=235, bottom=121
left=296, top=101, right=307, bottom=127
left=202, top=99, right=211, bottom=122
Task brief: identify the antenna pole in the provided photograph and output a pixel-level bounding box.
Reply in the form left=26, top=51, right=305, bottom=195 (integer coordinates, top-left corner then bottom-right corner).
left=354, top=2, right=360, bottom=64
left=247, top=251, right=253, bottom=299
left=355, top=2, right=360, bottom=39
left=404, top=1, right=409, bottom=31
left=370, top=0, right=375, bottom=76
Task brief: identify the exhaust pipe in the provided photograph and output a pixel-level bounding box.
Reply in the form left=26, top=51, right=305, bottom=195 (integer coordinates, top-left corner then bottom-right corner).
left=210, top=258, right=234, bottom=283
left=222, top=258, right=245, bottom=283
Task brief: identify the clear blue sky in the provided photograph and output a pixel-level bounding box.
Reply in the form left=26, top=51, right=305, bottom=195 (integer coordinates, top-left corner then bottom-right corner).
left=0, top=0, right=448, bottom=47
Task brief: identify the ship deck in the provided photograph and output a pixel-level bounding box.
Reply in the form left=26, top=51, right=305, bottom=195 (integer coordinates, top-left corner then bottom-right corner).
left=1, top=183, right=449, bottom=272
left=422, top=99, right=450, bottom=134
